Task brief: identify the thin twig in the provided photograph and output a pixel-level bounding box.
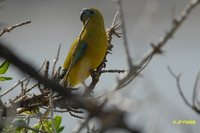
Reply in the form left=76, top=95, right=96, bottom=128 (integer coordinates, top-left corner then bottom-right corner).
left=75, top=118, right=90, bottom=133
left=167, top=66, right=192, bottom=107
left=44, top=61, right=50, bottom=78
left=12, top=83, right=38, bottom=103
left=0, top=60, right=46, bottom=98
left=0, top=41, right=74, bottom=94
left=0, top=78, right=29, bottom=98
left=111, top=11, right=119, bottom=27
left=192, top=71, right=200, bottom=110
left=115, top=0, right=133, bottom=67
left=52, top=44, right=61, bottom=77
left=115, top=0, right=200, bottom=89
left=68, top=110, right=85, bottom=119
left=0, top=20, right=31, bottom=36
left=101, top=69, right=125, bottom=74
left=168, top=66, right=200, bottom=114
left=141, top=0, right=200, bottom=63
left=49, top=91, right=57, bottom=133
left=24, top=126, right=45, bottom=133
left=116, top=55, right=152, bottom=89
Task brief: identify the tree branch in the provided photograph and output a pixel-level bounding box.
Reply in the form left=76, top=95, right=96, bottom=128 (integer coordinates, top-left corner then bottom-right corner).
left=0, top=21, right=31, bottom=36
left=0, top=41, right=73, bottom=95
left=168, top=66, right=200, bottom=114
left=115, top=0, right=200, bottom=89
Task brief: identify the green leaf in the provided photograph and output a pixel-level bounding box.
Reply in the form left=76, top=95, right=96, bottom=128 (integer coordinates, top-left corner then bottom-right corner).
left=0, top=60, right=10, bottom=74
left=33, top=123, right=41, bottom=130
left=0, top=76, right=12, bottom=81
left=32, top=123, right=42, bottom=133
left=41, top=120, right=51, bottom=132
left=54, top=115, right=62, bottom=130
left=58, top=126, right=64, bottom=133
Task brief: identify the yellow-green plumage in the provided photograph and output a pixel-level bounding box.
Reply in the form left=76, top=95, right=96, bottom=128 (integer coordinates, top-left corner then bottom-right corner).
left=63, top=8, right=107, bottom=87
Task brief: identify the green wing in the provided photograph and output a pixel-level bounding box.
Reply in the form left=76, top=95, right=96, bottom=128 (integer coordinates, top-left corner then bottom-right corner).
left=60, top=42, right=87, bottom=79
left=71, top=42, right=87, bottom=67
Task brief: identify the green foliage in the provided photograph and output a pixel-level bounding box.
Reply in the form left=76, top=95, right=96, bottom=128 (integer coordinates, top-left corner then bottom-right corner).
left=33, top=115, right=64, bottom=133
left=12, top=119, right=27, bottom=131
left=0, top=60, right=9, bottom=74
left=1, top=119, right=27, bottom=133
left=0, top=60, right=12, bottom=81
left=2, top=115, right=64, bottom=133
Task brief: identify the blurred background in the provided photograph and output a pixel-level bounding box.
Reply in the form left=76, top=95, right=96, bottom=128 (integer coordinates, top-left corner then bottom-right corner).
left=0, top=0, right=200, bottom=132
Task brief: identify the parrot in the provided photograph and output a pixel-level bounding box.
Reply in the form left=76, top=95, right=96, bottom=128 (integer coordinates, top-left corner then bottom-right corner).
left=62, top=8, right=108, bottom=87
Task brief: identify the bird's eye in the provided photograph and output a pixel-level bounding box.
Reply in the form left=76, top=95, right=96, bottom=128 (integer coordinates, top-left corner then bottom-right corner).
left=90, top=10, right=94, bottom=15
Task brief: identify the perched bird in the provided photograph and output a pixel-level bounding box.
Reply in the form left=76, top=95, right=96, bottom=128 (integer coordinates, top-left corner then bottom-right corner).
left=62, top=8, right=107, bottom=87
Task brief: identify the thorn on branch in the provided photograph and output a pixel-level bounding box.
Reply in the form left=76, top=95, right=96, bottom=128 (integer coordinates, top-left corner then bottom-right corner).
left=173, top=18, right=179, bottom=25
left=115, top=0, right=200, bottom=89
left=151, top=43, right=164, bottom=54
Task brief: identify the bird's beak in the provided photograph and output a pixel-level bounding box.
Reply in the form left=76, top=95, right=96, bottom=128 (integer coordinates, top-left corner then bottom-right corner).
left=80, top=9, right=92, bottom=22
left=80, top=9, right=86, bottom=22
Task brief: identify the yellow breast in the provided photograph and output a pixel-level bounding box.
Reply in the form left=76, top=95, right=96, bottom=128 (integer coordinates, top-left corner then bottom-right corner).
left=63, top=8, right=107, bottom=87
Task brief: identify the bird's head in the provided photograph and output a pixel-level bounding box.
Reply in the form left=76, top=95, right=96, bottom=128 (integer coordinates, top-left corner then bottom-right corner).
left=80, top=8, right=104, bottom=25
